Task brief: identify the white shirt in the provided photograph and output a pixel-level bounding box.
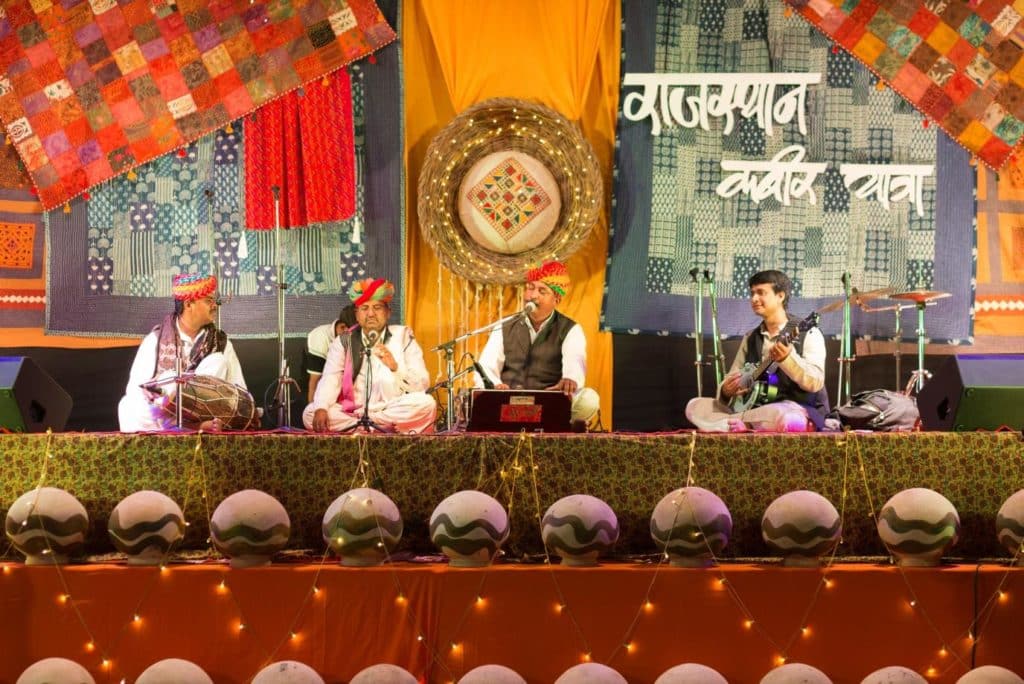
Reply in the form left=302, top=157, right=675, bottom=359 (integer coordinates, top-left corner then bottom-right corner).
left=722, top=322, right=826, bottom=397
left=124, top=321, right=247, bottom=397
left=476, top=313, right=587, bottom=388
left=311, top=324, right=430, bottom=412
left=305, top=322, right=338, bottom=376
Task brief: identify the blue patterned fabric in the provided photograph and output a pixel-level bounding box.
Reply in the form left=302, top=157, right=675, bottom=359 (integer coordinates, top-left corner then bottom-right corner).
left=44, top=10, right=404, bottom=339
left=604, top=0, right=976, bottom=343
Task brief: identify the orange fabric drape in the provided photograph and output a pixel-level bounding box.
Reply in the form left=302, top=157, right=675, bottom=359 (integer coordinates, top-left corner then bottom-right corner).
left=975, top=167, right=1024, bottom=336
left=2, top=563, right=1020, bottom=683
left=403, top=0, right=619, bottom=426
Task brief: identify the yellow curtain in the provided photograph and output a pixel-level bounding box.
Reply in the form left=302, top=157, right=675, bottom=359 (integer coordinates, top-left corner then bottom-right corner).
left=403, top=0, right=620, bottom=426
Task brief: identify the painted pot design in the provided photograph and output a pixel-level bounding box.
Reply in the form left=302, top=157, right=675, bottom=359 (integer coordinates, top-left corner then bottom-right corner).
left=108, top=490, right=185, bottom=565
left=5, top=487, right=89, bottom=565
left=210, top=489, right=290, bottom=568
left=762, top=490, right=841, bottom=566
left=877, top=488, right=959, bottom=567
left=322, top=488, right=403, bottom=566
left=542, top=494, right=619, bottom=567
left=429, top=490, right=509, bottom=567
left=651, top=487, right=732, bottom=567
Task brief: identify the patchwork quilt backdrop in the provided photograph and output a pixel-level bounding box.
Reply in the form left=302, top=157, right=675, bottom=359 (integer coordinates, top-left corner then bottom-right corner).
left=45, top=7, right=404, bottom=338
left=0, top=0, right=394, bottom=209
left=605, top=0, right=976, bottom=343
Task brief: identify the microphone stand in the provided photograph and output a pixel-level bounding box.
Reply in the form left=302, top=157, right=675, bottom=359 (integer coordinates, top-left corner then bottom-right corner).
left=704, top=270, right=725, bottom=388
left=836, top=272, right=855, bottom=409
left=429, top=306, right=533, bottom=432
left=340, top=332, right=393, bottom=433
left=689, top=268, right=705, bottom=397
left=267, top=185, right=300, bottom=430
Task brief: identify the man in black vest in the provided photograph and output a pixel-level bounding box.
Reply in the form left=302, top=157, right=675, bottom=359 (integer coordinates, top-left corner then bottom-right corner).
left=685, top=270, right=828, bottom=432
left=476, top=261, right=599, bottom=424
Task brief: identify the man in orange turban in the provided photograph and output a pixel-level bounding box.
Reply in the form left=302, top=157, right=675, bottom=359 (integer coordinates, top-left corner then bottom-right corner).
left=303, top=277, right=436, bottom=433
left=475, top=261, right=599, bottom=425
left=118, top=273, right=249, bottom=432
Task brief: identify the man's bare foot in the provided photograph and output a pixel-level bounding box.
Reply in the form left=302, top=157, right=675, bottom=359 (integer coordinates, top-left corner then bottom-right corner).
left=199, top=418, right=223, bottom=432
left=727, top=418, right=750, bottom=432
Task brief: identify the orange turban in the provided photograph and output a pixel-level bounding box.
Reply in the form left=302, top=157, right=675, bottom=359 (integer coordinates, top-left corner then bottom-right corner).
left=349, top=278, right=395, bottom=307
left=526, top=261, right=570, bottom=298
left=172, top=273, right=217, bottom=302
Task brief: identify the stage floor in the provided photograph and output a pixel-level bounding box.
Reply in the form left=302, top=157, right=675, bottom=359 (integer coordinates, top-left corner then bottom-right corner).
left=2, top=430, right=1022, bottom=560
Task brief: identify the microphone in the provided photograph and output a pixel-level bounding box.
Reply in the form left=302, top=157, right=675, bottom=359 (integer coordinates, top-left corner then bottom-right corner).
left=364, top=330, right=379, bottom=356
left=521, top=301, right=538, bottom=317
left=470, top=353, right=494, bottom=390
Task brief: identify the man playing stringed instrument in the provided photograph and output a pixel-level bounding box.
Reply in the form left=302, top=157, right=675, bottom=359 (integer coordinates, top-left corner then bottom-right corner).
left=685, top=270, right=829, bottom=432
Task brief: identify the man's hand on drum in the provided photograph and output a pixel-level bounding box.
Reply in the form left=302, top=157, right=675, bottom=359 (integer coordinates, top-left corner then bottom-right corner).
left=311, top=408, right=330, bottom=433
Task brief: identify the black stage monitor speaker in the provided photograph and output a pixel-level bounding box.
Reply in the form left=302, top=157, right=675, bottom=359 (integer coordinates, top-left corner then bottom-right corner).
left=917, top=354, right=1024, bottom=431
left=0, top=356, right=73, bottom=432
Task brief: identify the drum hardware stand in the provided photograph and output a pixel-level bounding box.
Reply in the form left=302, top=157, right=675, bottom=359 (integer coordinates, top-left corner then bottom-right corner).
left=704, top=270, right=726, bottom=388
left=689, top=268, right=707, bottom=396
left=429, top=305, right=534, bottom=432
left=835, top=272, right=857, bottom=409
left=884, top=290, right=951, bottom=395
left=266, top=185, right=300, bottom=430
left=340, top=331, right=393, bottom=433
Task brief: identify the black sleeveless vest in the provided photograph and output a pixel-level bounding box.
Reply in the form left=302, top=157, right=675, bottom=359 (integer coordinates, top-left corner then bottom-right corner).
left=500, top=310, right=577, bottom=389
left=743, top=317, right=830, bottom=427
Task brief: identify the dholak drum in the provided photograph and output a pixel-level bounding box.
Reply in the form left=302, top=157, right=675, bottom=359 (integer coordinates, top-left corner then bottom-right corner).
left=165, top=376, right=258, bottom=430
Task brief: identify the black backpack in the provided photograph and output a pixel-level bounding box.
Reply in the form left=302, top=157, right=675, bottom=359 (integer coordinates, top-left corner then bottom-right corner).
left=833, top=390, right=920, bottom=431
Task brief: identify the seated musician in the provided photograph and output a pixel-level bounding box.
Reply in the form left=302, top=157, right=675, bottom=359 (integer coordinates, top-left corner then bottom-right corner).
left=303, top=277, right=436, bottom=433
left=685, top=270, right=828, bottom=432
left=475, top=261, right=600, bottom=425
left=118, top=274, right=247, bottom=432
left=304, top=304, right=357, bottom=404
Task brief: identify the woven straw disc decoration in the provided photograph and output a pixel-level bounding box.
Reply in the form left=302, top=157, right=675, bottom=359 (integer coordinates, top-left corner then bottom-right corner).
left=417, top=98, right=602, bottom=285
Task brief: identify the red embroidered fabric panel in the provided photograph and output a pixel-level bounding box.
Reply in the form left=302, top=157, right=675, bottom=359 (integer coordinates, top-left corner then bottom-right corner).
left=244, top=71, right=355, bottom=229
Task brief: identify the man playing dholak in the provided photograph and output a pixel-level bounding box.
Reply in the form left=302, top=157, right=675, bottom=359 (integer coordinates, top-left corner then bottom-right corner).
left=475, top=261, right=600, bottom=425
left=304, top=278, right=436, bottom=433
left=118, top=274, right=248, bottom=432
left=686, top=270, right=829, bottom=432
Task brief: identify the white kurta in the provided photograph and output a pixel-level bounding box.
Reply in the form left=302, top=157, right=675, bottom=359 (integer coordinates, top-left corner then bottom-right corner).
left=118, top=322, right=246, bottom=432
left=302, top=325, right=437, bottom=433
left=475, top=314, right=599, bottom=422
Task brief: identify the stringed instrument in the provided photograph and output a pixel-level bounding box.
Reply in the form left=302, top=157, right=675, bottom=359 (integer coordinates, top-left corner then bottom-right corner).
left=729, top=312, right=819, bottom=413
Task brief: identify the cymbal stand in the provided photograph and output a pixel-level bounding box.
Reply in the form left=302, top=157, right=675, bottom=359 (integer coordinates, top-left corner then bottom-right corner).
left=429, top=308, right=530, bottom=431
left=909, top=301, right=932, bottom=395
left=704, top=270, right=725, bottom=388
left=836, top=272, right=855, bottom=408
left=690, top=268, right=705, bottom=396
